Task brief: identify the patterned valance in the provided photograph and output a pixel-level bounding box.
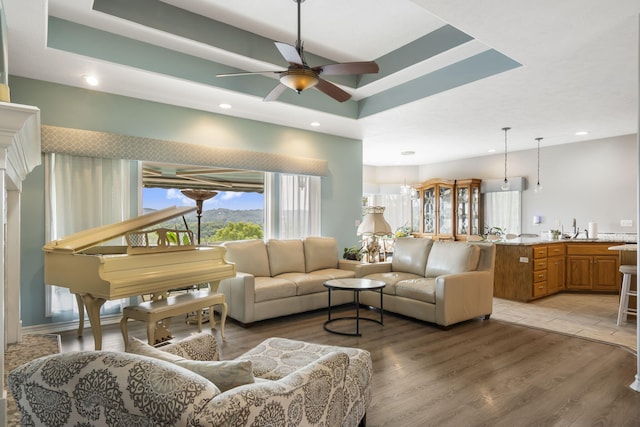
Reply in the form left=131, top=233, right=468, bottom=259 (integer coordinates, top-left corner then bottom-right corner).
left=41, top=125, right=329, bottom=177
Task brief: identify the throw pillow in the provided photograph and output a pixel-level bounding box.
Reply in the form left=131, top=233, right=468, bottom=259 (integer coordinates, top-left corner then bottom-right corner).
left=174, top=359, right=255, bottom=392
left=127, top=337, right=255, bottom=392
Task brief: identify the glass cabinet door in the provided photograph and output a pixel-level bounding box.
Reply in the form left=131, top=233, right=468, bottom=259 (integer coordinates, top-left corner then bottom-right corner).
left=438, top=185, right=453, bottom=235
left=456, top=186, right=470, bottom=235
left=471, top=186, right=480, bottom=235
left=422, top=187, right=435, bottom=234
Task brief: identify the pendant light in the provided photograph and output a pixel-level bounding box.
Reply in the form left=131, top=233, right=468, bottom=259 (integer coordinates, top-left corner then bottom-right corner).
left=534, top=137, right=543, bottom=193
left=501, top=127, right=511, bottom=190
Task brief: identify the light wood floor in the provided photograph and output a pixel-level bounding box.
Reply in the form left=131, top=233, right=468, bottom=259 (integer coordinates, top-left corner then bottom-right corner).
left=59, top=298, right=640, bottom=427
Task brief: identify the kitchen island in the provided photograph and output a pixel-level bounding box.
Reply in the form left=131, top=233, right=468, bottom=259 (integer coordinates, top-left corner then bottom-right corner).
left=494, top=236, right=636, bottom=302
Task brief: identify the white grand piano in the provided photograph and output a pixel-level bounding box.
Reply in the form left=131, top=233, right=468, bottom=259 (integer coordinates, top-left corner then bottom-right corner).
left=43, top=206, right=236, bottom=350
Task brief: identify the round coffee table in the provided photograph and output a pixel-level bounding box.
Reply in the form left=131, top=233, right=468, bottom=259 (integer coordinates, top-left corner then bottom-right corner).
left=323, top=278, right=386, bottom=336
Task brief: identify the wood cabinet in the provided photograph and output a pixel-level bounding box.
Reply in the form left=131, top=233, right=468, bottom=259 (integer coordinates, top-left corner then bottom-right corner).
left=494, top=243, right=565, bottom=302
left=417, top=179, right=455, bottom=240
left=414, top=178, right=482, bottom=240
left=455, top=179, right=482, bottom=240
left=566, top=243, right=619, bottom=291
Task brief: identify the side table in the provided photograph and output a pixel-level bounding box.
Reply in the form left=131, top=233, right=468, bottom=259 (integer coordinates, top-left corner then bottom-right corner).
left=323, top=278, right=386, bottom=336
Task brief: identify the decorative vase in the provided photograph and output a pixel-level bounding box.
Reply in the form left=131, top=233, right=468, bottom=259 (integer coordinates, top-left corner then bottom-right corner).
left=0, top=0, right=10, bottom=102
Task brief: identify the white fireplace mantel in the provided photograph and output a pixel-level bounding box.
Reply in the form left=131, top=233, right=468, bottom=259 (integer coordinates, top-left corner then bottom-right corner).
left=0, top=101, right=41, bottom=426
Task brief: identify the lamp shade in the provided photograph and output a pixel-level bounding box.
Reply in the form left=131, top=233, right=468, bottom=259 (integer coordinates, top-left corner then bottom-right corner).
left=280, top=69, right=319, bottom=93
left=357, top=206, right=392, bottom=236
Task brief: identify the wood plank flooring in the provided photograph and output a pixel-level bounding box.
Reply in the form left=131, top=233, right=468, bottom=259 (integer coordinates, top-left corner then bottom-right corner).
left=59, top=305, right=640, bottom=427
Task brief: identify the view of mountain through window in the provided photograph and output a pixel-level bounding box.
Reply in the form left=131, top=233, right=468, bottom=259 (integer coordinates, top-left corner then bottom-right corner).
left=142, top=187, right=264, bottom=242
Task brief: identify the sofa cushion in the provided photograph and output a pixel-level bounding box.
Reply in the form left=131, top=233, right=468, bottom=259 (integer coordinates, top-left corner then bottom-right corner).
left=277, top=272, right=328, bottom=295
left=395, top=278, right=437, bottom=303
left=362, top=271, right=424, bottom=295
left=267, top=239, right=306, bottom=276
left=425, top=241, right=481, bottom=277
left=254, top=276, right=297, bottom=302
left=309, top=268, right=356, bottom=280
left=304, top=236, right=339, bottom=272
left=223, top=239, right=271, bottom=277
left=392, top=238, right=433, bottom=276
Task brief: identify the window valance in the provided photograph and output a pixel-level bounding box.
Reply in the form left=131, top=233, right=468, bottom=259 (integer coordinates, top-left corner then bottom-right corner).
left=41, top=125, right=329, bottom=177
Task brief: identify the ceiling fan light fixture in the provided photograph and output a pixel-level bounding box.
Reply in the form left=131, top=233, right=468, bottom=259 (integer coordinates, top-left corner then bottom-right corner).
left=280, top=69, right=319, bottom=93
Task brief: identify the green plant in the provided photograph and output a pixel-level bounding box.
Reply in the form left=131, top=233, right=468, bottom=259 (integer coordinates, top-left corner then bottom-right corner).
left=343, top=245, right=364, bottom=261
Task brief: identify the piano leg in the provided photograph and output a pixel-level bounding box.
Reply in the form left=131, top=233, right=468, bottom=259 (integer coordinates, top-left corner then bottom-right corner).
left=75, top=294, right=85, bottom=338
left=79, top=294, right=107, bottom=350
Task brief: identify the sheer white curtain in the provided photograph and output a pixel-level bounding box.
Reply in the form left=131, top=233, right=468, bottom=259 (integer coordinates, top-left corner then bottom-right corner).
left=45, top=153, right=131, bottom=321
left=264, top=173, right=321, bottom=239
left=484, top=191, right=522, bottom=235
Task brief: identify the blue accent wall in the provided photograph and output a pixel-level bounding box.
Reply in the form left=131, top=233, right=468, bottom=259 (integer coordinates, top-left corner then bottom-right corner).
left=10, top=76, right=363, bottom=327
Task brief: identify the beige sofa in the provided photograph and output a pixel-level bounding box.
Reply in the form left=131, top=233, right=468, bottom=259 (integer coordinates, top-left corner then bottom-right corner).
left=357, top=238, right=495, bottom=327
left=218, top=237, right=358, bottom=324
left=9, top=333, right=373, bottom=427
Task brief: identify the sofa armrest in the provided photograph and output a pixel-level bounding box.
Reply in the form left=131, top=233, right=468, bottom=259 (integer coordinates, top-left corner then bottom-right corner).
left=338, top=259, right=363, bottom=272
left=434, top=271, right=494, bottom=327
left=197, top=352, right=350, bottom=425
left=355, top=262, right=392, bottom=278
left=218, top=272, right=257, bottom=324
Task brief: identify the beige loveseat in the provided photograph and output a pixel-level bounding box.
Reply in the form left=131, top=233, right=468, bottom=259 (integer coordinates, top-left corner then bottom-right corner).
left=357, top=238, right=495, bottom=327
left=9, top=333, right=373, bottom=426
left=218, top=237, right=358, bottom=324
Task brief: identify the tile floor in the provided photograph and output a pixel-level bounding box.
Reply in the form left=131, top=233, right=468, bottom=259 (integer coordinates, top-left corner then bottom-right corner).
left=492, top=293, right=637, bottom=353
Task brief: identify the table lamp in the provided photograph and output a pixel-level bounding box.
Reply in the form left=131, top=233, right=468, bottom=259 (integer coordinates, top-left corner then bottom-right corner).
left=357, top=206, right=392, bottom=262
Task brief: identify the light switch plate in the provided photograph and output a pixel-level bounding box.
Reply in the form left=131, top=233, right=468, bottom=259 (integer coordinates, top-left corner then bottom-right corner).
left=621, top=219, right=633, bottom=227
left=519, top=257, right=529, bottom=263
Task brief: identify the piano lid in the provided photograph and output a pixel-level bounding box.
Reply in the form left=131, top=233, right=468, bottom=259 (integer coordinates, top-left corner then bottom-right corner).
left=43, top=206, right=197, bottom=254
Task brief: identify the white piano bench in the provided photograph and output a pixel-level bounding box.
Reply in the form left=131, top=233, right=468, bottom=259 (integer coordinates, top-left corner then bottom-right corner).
left=120, top=289, right=227, bottom=349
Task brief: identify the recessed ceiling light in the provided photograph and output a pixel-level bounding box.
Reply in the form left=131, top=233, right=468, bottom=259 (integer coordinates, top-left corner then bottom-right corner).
left=576, top=131, right=589, bottom=136
left=400, top=150, right=415, bottom=156
left=219, top=103, right=232, bottom=109
left=488, top=148, right=496, bottom=153
left=310, top=121, right=320, bottom=127
left=83, top=75, right=99, bottom=86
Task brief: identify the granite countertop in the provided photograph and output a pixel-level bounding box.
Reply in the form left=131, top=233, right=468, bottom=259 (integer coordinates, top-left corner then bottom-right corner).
left=496, top=236, right=637, bottom=246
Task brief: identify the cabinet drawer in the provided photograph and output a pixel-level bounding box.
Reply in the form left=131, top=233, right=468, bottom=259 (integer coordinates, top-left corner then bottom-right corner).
left=548, top=245, right=565, bottom=257
left=566, top=244, right=613, bottom=256
left=533, top=270, right=547, bottom=283
left=534, top=259, right=547, bottom=271
left=533, top=246, right=548, bottom=258
left=533, top=281, right=548, bottom=297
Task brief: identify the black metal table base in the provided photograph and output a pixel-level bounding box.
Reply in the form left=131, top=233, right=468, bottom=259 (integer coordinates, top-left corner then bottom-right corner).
left=323, top=287, right=384, bottom=336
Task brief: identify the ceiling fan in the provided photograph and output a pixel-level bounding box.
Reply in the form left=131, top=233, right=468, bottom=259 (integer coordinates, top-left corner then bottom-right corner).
left=216, top=0, right=379, bottom=103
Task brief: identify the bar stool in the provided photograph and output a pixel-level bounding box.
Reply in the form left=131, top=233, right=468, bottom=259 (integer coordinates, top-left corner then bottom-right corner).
left=616, top=264, right=637, bottom=326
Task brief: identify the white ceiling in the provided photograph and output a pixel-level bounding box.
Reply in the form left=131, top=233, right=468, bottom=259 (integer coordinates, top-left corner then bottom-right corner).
left=3, top=0, right=639, bottom=166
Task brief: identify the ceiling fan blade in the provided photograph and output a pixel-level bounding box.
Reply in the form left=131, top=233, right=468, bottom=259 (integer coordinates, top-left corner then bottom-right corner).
left=316, top=61, right=380, bottom=76
left=315, top=78, right=351, bottom=102
left=263, top=83, right=289, bottom=102
left=217, top=70, right=282, bottom=77
left=275, top=42, right=304, bottom=65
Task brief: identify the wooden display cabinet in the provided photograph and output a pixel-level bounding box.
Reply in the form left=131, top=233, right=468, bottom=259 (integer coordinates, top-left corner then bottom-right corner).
left=454, top=178, right=482, bottom=240
left=414, top=178, right=482, bottom=241
left=417, top=179, right=455, bottom=240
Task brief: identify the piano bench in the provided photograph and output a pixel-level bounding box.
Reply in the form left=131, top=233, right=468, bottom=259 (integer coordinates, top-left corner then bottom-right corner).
left=120, top=289, right=227, bottom=349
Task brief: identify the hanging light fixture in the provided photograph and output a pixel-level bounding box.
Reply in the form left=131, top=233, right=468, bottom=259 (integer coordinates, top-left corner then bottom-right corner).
left=501, top=127, right=511, bottom=190
left=534, top=137, right=543, bottom=193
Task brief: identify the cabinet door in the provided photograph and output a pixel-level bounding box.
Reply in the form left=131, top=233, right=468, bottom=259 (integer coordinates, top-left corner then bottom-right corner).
left=471, top=186, right=481, bottom=235
left=547, top=256, right=565, bottom=293
left=593, top=256, right=619, bottom=290
left=456, top=186, right=470, bottom=236
left=567, top=256, right=592, bottom=289
left=422, top=187, right=435, bottom=234
left=438, top=184, right=454, bottom=236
